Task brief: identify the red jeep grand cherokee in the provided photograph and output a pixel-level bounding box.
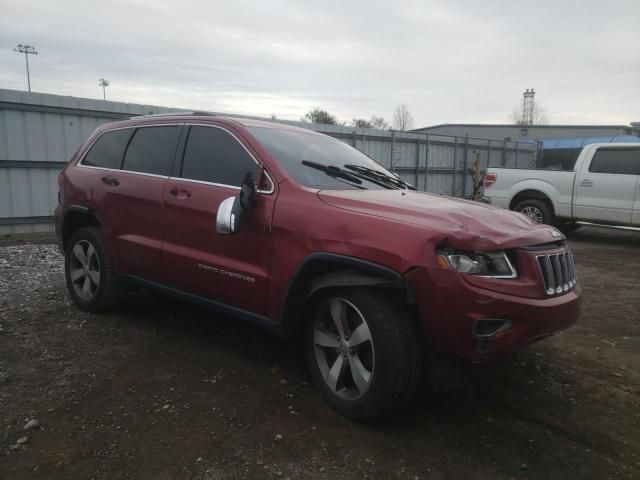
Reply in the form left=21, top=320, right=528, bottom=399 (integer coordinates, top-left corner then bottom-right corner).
left=55, top=113, right=581, bottom=420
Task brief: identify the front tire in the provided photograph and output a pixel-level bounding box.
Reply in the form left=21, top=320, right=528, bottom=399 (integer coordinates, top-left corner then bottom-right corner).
left=304, top=288, right=422, bottom=421
left=64, top=227, right=124, bottom=312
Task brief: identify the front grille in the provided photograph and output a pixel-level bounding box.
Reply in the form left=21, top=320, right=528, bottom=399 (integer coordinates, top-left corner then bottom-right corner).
left=536, top=250, right=577, bottom=296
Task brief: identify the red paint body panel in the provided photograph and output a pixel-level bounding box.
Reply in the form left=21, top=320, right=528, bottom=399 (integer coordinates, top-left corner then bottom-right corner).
left=161, top=177, right=276, bottom=313
left=101, top=170, right=168, bottom=281
left=55, top=115, right=581, bottom=362
left=404, top=267, right=581, bottom=362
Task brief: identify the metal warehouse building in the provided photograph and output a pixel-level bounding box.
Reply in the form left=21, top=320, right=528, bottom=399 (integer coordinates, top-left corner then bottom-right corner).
left=1, top=88, right=539, bottom=235
left=412, top=123, right=640, bottom=142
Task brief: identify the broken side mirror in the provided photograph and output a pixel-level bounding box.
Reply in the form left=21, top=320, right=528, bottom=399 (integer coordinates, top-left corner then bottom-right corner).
left=239, top=174, right=256, bottom=210
left=216, top=174, right=257, bottom=235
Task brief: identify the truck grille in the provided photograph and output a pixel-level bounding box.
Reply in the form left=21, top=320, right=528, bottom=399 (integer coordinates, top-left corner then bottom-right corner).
left=536, top=250, right=577, bottom=296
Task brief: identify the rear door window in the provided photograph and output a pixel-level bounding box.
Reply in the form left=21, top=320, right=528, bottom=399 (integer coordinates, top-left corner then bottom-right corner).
left=588, top=148, right=640, bottom=175
left=181, top=126, right=259, bottom=186
left=82, top=128, right=133, bottom=169
left=122, top=126, right=181, bottom=176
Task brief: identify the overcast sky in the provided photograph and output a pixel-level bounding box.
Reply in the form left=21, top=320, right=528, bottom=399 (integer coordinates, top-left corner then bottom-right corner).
left=1, top=0, right=638, bottom=127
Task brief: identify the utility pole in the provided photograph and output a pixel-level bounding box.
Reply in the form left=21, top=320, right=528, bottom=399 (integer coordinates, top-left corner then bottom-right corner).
left=99, top=78, right=110, bottom=100
left=14, top=44, right=38, bottom=92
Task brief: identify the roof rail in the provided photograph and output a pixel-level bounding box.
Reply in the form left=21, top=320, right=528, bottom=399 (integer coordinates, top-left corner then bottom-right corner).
left=130, top=110, right=215, bottom=120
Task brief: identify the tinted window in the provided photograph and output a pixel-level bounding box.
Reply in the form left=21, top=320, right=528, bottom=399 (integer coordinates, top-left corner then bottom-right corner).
left=247, top=126, right=394, bottom=190
left=538, top=148, right=582, bottom=171
left=589, top=148, right=640, bottom=175
left=83, top=129, right=133, bottom=169
left=122, top=126, right=180, bottom=176
left=181, top=126, right=258, bottom=186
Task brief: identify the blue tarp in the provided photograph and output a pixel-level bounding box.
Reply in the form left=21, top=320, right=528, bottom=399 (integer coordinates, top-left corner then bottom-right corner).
left=541, top=135, right=640, bottom=149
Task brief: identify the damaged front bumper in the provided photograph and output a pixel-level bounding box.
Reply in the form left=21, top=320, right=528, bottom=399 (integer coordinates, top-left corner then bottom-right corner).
left=405, top=266, right=582, bottom=362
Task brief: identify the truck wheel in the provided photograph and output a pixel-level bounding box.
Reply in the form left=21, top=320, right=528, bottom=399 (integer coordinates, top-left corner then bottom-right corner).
left=64, top=227, right=124, bottom=312
left=304, top=288, right=421, bottom=421
left=514, top=199, right=553, bottom=225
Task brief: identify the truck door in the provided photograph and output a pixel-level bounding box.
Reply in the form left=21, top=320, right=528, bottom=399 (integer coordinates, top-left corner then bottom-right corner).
left=633, top=174, right=640, bottom=227
left=573, top=146, right=640, bottom=225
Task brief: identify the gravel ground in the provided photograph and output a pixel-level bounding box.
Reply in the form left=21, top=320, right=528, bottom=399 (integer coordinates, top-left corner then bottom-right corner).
left=0, top=227, right=638, bottom=479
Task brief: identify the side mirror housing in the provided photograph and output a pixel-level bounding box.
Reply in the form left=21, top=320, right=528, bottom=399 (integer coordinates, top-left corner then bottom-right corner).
left=216, top=174, right=258, bottom=235
left=216, top=196, right=239, bottom=234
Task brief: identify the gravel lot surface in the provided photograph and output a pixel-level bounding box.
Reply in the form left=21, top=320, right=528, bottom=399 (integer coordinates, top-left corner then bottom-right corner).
left=0, top=227, right=638, bottom=479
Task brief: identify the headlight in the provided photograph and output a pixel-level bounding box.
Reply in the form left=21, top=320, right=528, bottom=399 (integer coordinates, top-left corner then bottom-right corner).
left=437, top=250, right=517, bottom=278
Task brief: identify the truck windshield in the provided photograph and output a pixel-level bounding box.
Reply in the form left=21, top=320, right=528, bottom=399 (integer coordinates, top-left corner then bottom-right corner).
left=247, top=126, right=405, bottom=190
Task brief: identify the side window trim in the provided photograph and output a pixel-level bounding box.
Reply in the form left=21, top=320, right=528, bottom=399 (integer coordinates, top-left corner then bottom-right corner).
left=171, top=124, right=190, bottom=178
left=175, top=123, right=273, bottom=194
left=118, top=127, right=138, bottom=170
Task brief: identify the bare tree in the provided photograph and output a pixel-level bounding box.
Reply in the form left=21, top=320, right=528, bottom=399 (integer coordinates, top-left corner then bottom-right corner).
left=510, top=104, right=550, bottom=125
left=392, top=104, right=414, bottom=131
left=352, top=118, right=373, bottom=128
left=352, top=115, right=390, bottom=129
left=302, top=108, right=337, bottom=125
left=370, top=115, right=389, bottom=129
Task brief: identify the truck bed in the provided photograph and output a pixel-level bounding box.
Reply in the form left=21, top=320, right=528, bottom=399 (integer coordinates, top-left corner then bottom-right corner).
left=484, top=167, right=576, bottom=219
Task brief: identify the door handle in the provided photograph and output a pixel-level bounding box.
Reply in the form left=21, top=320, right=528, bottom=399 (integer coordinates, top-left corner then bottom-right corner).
left=169, top=187, right=191, bottom=198
left=580, top=179, right=593, bottom=187
left=101, top=176, right=120, bottom=186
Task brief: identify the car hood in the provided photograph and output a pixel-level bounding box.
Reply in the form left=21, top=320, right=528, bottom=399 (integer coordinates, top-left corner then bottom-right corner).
left=317, top=189, right=564, bottom=250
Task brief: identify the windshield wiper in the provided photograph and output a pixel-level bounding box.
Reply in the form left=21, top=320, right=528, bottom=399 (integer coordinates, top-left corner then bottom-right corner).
left=302, top=161, right=365, bottom=188
left=344, top=164, right=416, bottom=190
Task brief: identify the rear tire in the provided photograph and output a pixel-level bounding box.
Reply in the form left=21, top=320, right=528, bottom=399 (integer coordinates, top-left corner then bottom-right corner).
left=64, top=227, right=124, bottom=312
left=304, top=288, right=422, bottom=421
left=514, top=199, right=553, bottom=225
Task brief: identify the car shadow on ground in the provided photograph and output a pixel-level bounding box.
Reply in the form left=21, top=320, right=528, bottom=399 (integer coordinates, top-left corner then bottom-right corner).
left=110, top=288, right=604, bottom=477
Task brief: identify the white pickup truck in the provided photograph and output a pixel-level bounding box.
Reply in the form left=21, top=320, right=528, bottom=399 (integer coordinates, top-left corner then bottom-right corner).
left=483, top=143, right=640, bottom=232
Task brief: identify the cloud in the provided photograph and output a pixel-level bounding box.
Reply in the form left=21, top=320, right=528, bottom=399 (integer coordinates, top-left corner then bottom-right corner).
left=1, top=0, right=638, bottom=126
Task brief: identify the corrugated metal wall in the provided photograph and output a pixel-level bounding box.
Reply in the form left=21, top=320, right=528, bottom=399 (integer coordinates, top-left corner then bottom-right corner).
left=413, top=124, right=633, bottom=141
left=0, top=88, right=537, bottom=234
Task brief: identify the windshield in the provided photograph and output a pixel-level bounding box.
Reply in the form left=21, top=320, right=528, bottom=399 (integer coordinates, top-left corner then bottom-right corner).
left=247, top=126, right=402, bottom=190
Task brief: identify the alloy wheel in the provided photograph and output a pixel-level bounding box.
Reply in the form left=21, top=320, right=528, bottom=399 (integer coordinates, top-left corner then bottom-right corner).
left=313, top=298, right=375, bottom=399
left=520, top=205, right=544, bottom=223
left=69, top=240, right=101, bottom=301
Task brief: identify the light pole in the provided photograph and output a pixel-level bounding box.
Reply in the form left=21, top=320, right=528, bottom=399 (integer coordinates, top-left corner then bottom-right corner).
left=14, top=44, right=38, bottom=92
left=99, top=78, right=110, bottom=100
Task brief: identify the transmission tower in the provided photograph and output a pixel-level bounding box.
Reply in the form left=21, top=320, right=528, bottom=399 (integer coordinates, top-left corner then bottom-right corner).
left=522, top=88, right=536, bottom=125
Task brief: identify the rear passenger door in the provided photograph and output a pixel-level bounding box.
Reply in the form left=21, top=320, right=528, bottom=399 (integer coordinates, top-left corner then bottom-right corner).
left=161, top=124, right=276, bottom=315
left=102, top=124, right=182, bottom=281
left=573, top=147, right=640, bottom=225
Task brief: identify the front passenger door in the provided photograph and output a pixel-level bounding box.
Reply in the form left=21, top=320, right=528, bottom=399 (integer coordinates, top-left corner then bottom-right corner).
left=161, top=125, right=276, bottom=315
